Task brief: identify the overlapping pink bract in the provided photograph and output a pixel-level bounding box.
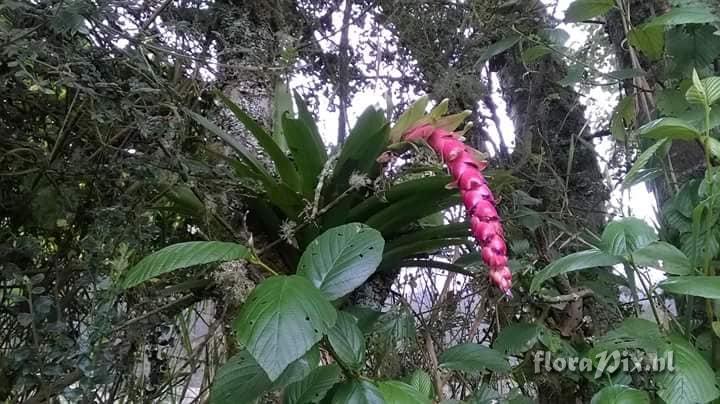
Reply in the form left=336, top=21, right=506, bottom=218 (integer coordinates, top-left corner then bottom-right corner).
left=404, top=124, right=512, bottom=295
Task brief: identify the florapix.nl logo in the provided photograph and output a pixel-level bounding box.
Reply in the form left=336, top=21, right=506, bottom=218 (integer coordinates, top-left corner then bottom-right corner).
left=533, top=350, right=675, bottom=379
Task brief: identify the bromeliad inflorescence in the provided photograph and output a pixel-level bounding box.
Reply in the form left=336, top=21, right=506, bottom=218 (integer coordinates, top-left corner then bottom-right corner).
left=401, top=120, right=513, bottom=296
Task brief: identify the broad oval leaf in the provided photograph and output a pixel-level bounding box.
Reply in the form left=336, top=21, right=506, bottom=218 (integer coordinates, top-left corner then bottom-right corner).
left=298, top=223, right=384, bottom=300
left=628, top=25, right=665, bottom=61
left=638, top=117, right=701, bottom=141
left=327, top=312, right=365, bottom=370
left=564, top=0, right=615, bottom=22
left=646, top=6, right=720, bottom=27
left=590, top=385, right=649, bottom=404
left=210, top=350, right=271, bottom=404
left=476, top=35, right=521, bottom=65
left=656, top=336, right=720, bottom=404
left=659, top=276, right=720, bottom=299
left=331, top=380, right=384, bottom=404
left=686, top=76, right=720, bottom=107
left=377, top=380, right=432, bottom=404
left=409, top=370, right=433, bottom=399
left=284, top=364, right=342, bottom=404
left=234, top=275, right=337, bottom=381
left=122, top=241, right=250, bottom=288
left=493, top=323, right=541, bottom=354
left=631, top=241, right=692, bottom=275
left=600, top=217, right=658, bottom=257
left=438, top=343, right=510, bottom=373
left=530, top=249, right=623, bottom=293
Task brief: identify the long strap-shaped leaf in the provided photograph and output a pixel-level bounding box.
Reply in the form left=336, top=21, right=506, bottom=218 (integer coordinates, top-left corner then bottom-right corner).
left=216, top=91, right=301, bottom=191
left=185, top=109, right=270, bottom=178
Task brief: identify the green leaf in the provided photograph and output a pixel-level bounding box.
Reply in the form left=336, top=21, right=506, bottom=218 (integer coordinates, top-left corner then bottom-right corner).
left=343, top=306, right=383, bottom=334
left=600, top=217, right=658, bottom=256
left=185, top=109, right=269, bottom=178
left=293, top=91, right=327, bottom=161
left=659, top=276, right=720, bottom=298
left=283, top=113, right=327, bottom=196
left=611, top=95, right=636, bottom=141
left=377, top=381, right=432, bottom=404
left=284, top=364, right=342, bottom=404
left=558, top=64, right=586, bottom=87
left=590, top=319, right=665, bottom=357
left=365, top=191, right=459, bottom=235
left=686, top=76, right=720, bottom=107
left=656, top=336, right=720, bottom=404
left=623, top=138, right=670, bottom=188
left=210, top=351, right=271, bottom=404
left=390, top=96, right=429, bottom=142
left=646, top=6, right=720, bottom=26
left=297, top=223, right=384, bottom=300
left=476, top=35, right=521, bottom=65
left=667, top=25, right=720, bottom=74
left=530, top=249, right=623, bottom=292
left=273, top=346, right=321, bottom=387
left=705, top=137, right=720, bottom=160
left=327, top=312, right=365, bottom=370
left=433, top=110, right=472, bottom=132
left=409, top=370, right=433, bottom=398
left=331, top=380, right=384, bottom=404
left=332, top=107, right=388, bottom=190
left=521, top=45, right=551, bottom=64
left=631, top=241, right=692, bottom=275
left=564, top=0, right=615, bottom=22
left=374, top=306, right=416, bottom=348
left=628, top=25, right=665, bottom=60
left=493, top=323, right=541, bottom=354
left=637, top=117, right=701, bottom=140
left=657, top=88, right=690, bottom=116
left=122, top=241, right=249, bottom=288
left=272, top=81, right=293, bottom=152
left=590, top=385, right=650, bottom=404
left=438, top=343, right=510, bottom=373
left=216, top=92, right=301, bottom=190
left=234, top=275, right=337, bottom=381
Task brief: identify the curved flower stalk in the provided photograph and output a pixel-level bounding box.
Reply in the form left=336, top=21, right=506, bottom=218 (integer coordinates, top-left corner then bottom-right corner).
left=404, top=124, right=513, bottom=295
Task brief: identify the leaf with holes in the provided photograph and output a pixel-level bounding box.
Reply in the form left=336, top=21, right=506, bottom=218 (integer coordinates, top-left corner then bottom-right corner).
left=590, top=385, right=649, bottom=404
left=638, top=117, right=701, bottom=140
left=122, top=241, right=250, bottom=288
left=378, top=381, right=432, bottom=404
left=531, top=249, right=623, bottom=292
left=233, top=275, right=336, bottom=381
left=331, top=380, right=384, bottom=404
left=564, top=0, right=614, bottom=22
left=283, top=364, right=342, bottom=404
left=600, top=217, right=658, bottom=257
left=297, top=223, right=384, bottom=300
left=439, top=343, right=510, bottom=373
left=327, top=312, right=365, bottom=370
